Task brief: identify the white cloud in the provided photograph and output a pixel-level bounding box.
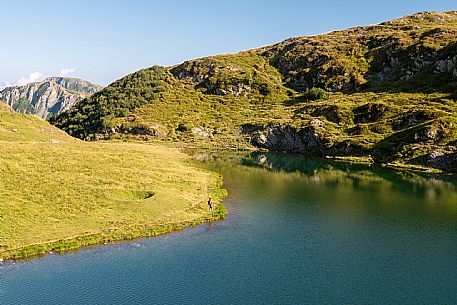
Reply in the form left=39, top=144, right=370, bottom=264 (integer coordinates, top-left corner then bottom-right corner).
left=16, top=72, right=44, bottom=86
left=59, top=68, right=75, bottom=76
left=2, top=68, right=76, bottom=89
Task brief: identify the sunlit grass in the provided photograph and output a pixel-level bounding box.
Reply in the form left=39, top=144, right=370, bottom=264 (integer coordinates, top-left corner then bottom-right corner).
left=0, top=105, right=225, bottom=259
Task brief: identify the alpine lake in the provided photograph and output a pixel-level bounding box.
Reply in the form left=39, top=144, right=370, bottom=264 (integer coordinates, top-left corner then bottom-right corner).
left=2, top=152, right=457, bottom=304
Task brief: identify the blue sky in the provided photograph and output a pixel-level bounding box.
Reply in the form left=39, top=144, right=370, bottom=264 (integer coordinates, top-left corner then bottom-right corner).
left=1, top=0, right=455, bottom=87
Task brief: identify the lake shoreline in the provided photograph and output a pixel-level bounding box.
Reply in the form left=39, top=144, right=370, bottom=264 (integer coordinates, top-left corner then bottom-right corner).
left=1, top=205, right=226, bottom=261
left=0, top=142, right=227, bottom=261
left=4, top=145, right=452, bottom=261
left=5, top=150, right=457, bottom=304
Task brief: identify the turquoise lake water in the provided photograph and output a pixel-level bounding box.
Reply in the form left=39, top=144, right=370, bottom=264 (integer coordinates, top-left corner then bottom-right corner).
left=2, top=153, right=457, bottom=304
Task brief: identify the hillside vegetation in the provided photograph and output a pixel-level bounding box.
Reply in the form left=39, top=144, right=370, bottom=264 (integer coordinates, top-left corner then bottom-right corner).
left=51, top=11, right=457, bottom=172
left=0, top=104, right=225, bottom=259
left=0, top=103, right=77, bottom=143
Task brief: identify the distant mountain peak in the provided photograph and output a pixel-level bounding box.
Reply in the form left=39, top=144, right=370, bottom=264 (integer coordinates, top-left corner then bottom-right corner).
left=0, top=77, right=102, bottom=119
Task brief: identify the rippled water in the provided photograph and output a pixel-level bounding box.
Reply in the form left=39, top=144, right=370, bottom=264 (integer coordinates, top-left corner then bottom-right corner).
left=2, top=153, right=457, bottom=304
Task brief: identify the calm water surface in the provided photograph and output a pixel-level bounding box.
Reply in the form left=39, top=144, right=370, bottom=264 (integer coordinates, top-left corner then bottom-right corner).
left=2, top=153, right=457, bottom=304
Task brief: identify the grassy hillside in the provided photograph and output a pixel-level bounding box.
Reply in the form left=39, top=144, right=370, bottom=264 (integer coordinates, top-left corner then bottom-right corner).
left=0, top=104, right=225, bottom=259
left=0, top=103, right=75, bottom=142
left=51, top=11, right=457, bottom=172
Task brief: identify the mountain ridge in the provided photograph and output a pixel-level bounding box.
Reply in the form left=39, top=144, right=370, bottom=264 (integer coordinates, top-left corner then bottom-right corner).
left=51, top=11, right=457, bottom=172
left=0, top=77, right=102, bottom=119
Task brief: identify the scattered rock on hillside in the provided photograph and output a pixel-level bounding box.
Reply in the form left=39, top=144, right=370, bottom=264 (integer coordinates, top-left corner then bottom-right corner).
left=191, top=127, right=214, bottom=138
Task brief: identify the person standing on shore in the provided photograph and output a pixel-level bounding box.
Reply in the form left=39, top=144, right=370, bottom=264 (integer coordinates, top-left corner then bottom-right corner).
left=207, top=198, right=213, bottom=213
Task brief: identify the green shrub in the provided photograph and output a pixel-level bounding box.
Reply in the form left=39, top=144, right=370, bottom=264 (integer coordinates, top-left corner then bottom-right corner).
left=303, top=87, right=327, bottom=101
left=50, top=65, right=168, bottom=138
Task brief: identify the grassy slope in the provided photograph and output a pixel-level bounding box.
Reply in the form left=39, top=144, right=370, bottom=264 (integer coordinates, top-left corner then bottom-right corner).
left=0, top=103, right=225, bottom=259
left=50, top=11, right=457, bottom=171
left=0, top=103, right=75, bottom=143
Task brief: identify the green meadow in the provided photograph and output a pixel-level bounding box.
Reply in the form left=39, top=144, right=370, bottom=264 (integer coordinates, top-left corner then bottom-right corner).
left=0, top=104, right=226, bottom=259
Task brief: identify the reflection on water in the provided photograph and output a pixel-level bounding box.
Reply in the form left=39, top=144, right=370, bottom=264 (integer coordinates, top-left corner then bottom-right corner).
left=197, top=151, right=457, bottom=209
left=3, top=151, right=457, bottom=305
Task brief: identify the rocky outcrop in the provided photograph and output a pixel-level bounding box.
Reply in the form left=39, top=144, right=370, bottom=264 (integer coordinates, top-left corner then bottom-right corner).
left=171, top=61, right=254, bottom=97
left=421, top=149, right=457, bottom=172
left=251, top=125, right=323, bottom=155
left=248, top=124, right=372, bottom=157
left=191, top=127, right=214, bottom=138
left=0, top=77, right=102, bottom=119
left=249, top=124, right=327, bottom=156
left=261, top=11, right=457, bottom=93
left=434, top=48, right=457, bottom=77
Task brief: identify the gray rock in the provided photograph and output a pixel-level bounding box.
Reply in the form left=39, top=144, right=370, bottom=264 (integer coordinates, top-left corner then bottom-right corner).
left=434, top=56, right=456, bottom=74
left=0, top=77, right=102, bottom=119
left=191, top=127, right=214, bottom=138
left=251, top=124, right=324, bottom=155
left=421, top=148, right=457, bottom=172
